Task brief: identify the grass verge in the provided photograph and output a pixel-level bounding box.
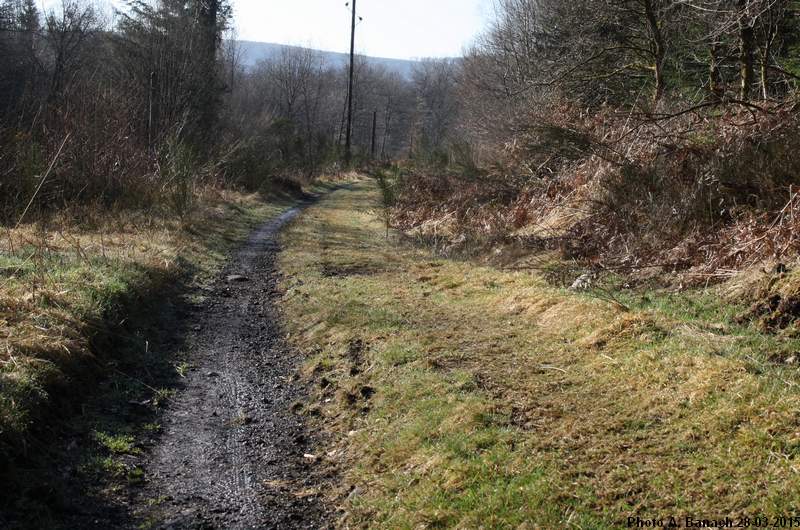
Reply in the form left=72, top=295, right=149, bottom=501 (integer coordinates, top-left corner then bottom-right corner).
left=278, top=178, right=800, bottom=528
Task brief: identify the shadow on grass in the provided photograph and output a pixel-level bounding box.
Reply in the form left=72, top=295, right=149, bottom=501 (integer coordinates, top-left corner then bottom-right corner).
left=0, top=256, right=201, bottom=529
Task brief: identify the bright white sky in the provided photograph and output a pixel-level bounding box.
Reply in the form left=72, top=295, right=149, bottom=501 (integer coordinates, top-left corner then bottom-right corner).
left=39, top=0, right=493, bottom=60
left=235, top=0, right=492, bottom=59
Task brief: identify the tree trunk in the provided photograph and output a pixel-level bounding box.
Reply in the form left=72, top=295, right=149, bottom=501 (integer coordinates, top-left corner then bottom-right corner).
left=643, top=0, right=666, bottom=101
left=761, top=52, right=769, bottom=100
left=709, top=42, right=724, bottom=102
left=760, top=31, right=775, bottom=100
left=738, top=6, right=755, bottom=101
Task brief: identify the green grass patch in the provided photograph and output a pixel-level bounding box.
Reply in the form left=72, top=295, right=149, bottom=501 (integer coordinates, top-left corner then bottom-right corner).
left=279, top=177, right=800, bottom=527
left=94, top=431, right=139, bottom=455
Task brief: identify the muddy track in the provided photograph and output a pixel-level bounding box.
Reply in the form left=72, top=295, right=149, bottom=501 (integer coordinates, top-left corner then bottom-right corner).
left=133, top=202, right=331, bottom=529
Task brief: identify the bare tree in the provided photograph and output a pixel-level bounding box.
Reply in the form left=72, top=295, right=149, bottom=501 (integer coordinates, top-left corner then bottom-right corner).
left=412, top=59, right=459, bottom=156
left=44, top=0, right=98, bottom=98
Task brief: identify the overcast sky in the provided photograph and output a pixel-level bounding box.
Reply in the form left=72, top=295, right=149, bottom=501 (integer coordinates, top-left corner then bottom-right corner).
left=39, top=0, right=492, bottom=60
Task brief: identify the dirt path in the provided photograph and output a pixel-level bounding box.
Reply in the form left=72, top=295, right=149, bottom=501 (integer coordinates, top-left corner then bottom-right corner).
left=133, top=205, right=331, bottom=529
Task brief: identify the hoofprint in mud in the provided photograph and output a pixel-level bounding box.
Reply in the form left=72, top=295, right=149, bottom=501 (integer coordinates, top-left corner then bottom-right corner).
left=135, top=206, right=330, bottom=529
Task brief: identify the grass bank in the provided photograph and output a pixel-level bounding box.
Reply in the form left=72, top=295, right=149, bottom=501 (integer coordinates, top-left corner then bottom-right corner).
left=0, top=185, right=308, bottom=467
left=279, top=178, right=800, bottom=528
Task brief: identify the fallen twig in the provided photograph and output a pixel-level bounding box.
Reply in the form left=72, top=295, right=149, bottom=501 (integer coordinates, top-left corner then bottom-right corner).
left=14, top=134, right=70, bottom=231
left=539, top=364, right=568, bottom=373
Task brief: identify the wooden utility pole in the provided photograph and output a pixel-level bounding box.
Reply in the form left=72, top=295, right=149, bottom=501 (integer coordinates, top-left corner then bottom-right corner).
left=148, top=71, right=156, bottom=153
left=344, top=0, right=357, bottom=166
left=370, top=109, right=377, bottom=159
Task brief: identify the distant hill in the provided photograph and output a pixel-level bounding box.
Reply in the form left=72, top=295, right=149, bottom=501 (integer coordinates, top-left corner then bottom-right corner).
left=236, top=40, right=419, bottom=80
